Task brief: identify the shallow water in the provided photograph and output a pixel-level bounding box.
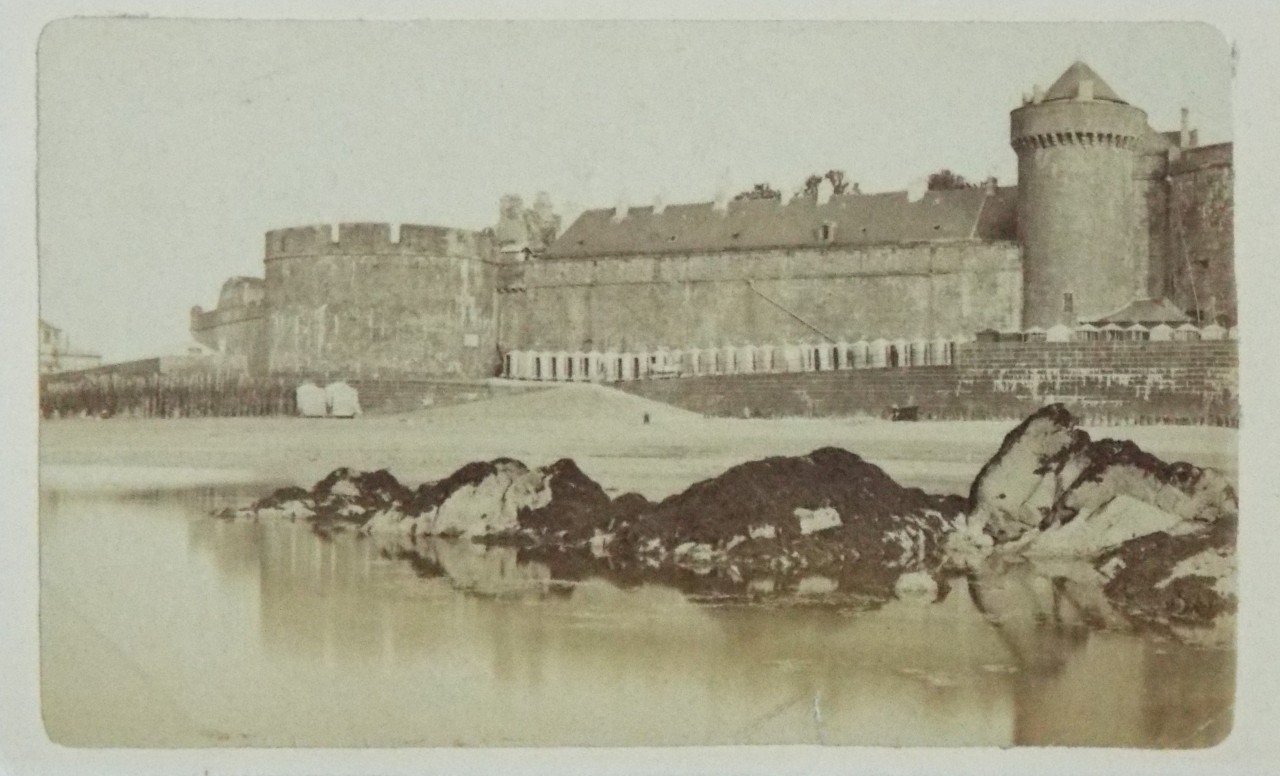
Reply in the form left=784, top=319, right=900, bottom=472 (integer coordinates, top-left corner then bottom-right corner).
left=40, top=480, right=1234, bottom=748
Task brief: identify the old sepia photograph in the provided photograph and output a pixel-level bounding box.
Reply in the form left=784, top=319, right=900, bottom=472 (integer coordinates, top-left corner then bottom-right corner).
left=24, top=14, right=1249, bottom=757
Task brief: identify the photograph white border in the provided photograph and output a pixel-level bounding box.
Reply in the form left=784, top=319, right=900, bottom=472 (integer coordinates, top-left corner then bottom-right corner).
left=3, top=1, right=1278, bottom=774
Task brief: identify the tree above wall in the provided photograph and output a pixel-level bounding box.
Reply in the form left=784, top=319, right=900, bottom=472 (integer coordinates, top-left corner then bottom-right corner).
left=733, top=183, right=782, bottom=201
left=802, top=169, right=853, bottom=197
left=926, top=169, right=975, bottom=190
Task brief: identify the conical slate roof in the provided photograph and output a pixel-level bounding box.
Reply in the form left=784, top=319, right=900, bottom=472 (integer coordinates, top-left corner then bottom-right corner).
left=1042, top=60, right=1127, bottom=104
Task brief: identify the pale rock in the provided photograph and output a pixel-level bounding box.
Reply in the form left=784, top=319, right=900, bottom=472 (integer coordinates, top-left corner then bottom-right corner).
left=589, top=531, right=613, bottom=558
left=674, top=542, right=715, bottom=564
left=748, top=524, right=777, bottom=540
left=969, top=405, right=1088, bottom=542
left=361, top=507, right=413, bottom=536
left=1157, top=547, right=1236, bottom=598
left=894, top=571, right=939, bottom=601
left=795, top=506, right=842, bottom=535
left=796, top=575, right=838, bottom=595
left=427, top=461, right=549, bottom=537
left=1020, top=494, right=1184, bottom=558
left=329, top=479, right=361, bottom=498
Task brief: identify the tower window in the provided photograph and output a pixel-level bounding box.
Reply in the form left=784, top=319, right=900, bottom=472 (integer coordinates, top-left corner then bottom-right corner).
left=819, top=222, right=837, bottom=243
left=1063, top=292, right=1074, bottom=319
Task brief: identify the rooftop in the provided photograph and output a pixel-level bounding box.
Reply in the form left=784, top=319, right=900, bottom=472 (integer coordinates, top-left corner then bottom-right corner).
left=1041, top=60, right=1128, bottom=104
left=545, top=186, right=1018, bottom=259
left=1092, top=297, right=1191, bottom=325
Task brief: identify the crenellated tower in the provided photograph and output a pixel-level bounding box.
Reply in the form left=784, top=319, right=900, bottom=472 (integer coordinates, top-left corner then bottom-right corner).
left=1011, top=61, right=1150, bottom=328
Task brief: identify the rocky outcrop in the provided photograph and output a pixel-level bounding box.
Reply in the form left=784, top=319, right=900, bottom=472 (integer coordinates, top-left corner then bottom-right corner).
left=1096, top=511, right=1237, bottom=637
left=605, top=447, right=966, bottom=595
left=963, top=403, right=1237, bottom=637
left=220, top=404, right=1237, bottom=636
left=969, top=404, right=1236, bottom=550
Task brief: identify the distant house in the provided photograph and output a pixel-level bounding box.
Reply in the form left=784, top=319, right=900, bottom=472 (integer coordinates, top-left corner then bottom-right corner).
left=39, top=319, right=102, bottom=374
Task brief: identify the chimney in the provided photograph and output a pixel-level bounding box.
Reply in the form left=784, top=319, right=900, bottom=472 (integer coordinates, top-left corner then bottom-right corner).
left=652, top=192, right=667, bottom=215
left=1180, top=107, right=1192, bottom=148
left=712, top=186, right=729, bottom=213
left=612, top=196, right=629, bottom=222
left=984, top=176, right=997, bottom=195
left=712, top=167, right=732, bottom=214
left=1032, top=84, right=1044, bottom=104
left=816, top=178, right=834, bottom=206
left=1076, top=79, right=1094, bottom=101
left=907, top=178, right=927, bottom=203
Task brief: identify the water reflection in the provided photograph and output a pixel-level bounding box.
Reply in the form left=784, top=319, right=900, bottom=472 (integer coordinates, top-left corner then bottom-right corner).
left=40, top=483, right=1233, bottom=748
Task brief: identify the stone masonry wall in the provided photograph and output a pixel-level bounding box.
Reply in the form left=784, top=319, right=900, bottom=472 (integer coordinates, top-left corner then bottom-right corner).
left=264, top=223, right=499, bottom=379
left=190, top=305, right=269, bottom=374
left=499, top=241, right=1022, bottom=353
left=1166, top=144, right=1234, bottom=323
left=616, top=341, right=1237, bottom=426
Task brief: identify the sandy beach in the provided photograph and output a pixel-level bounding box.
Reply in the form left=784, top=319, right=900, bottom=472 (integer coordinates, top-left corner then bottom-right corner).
left=38, top=383, right=1239, bottom=499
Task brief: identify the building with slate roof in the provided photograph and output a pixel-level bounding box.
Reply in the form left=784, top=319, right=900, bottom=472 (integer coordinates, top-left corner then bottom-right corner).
left=192, top=60, right=1235, bottom=379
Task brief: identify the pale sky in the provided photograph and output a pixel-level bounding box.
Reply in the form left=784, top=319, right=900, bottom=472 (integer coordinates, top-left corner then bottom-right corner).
left=36, top=19, right=1232, bottom=362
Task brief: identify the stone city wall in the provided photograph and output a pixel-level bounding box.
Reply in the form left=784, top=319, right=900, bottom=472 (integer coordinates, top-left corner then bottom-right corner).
left=190, top=304, right=269, bottom=374
left=498, top=241, right=1023, bottom=352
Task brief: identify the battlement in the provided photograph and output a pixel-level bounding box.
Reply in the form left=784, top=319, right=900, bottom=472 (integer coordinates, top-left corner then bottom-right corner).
left=1011, top=100, right=1148, bottom=153
left=264, top=222, right=494, bottom=260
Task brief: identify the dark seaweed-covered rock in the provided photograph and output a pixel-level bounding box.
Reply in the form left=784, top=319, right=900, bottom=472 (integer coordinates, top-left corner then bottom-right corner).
left=311, top=467, right=414, bottom=523
left=516, top=458, right=614, bottom=541
left=607, top=447, right=964, bottom=587
left=1096, top=513, right=1237, bottom=631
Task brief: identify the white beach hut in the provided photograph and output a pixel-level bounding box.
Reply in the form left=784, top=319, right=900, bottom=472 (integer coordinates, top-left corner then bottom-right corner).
left=295, top=381, right=327, bottom=417
left=1125, top=323, right=1150, bottom=341
left=851, top=339, right=871, bottom=369
left=325, top=381, right=361, bottom=418
left=603, top=349, right=621, bottom=381
left=892, top=338, right=910, bottom=367
left=1073, top=322, right=1100, bottom=342
left=782, top=343, right=803, bottom=372
left=869, top=338, right=890, bottom=368
left=1173, top=323, right=1201, bottom=342
left=1201, top=323, right=1227, bottom=341
left=1046, top=324, right=1073, bottom=343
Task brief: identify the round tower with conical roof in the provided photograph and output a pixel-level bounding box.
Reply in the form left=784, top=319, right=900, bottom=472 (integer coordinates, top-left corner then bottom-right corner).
left=1012, top=61, right=1150, bottom=328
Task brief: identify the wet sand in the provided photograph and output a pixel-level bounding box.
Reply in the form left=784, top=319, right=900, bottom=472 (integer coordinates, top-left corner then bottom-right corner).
left=39, top=384, right=1239, bottom=499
